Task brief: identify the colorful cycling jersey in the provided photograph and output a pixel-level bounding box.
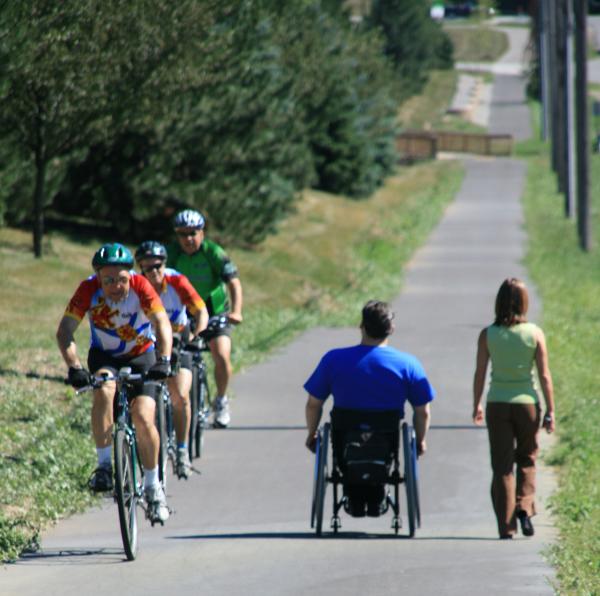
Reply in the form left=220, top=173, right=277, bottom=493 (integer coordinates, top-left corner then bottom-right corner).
left=64, top=272, right=165, bottom=358
left=167, top=239, right=238, bottom=316
left=159, top=268, right=206, bottom=333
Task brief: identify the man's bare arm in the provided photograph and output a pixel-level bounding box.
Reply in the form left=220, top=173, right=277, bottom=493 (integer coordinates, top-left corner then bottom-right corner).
left=305, top=395, right=324, bottom=452
left=413, top=403, right=431, bottom=456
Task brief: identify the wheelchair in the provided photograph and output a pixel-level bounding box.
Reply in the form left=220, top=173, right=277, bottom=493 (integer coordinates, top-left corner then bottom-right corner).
left=310, top=407, right=421, bottom=537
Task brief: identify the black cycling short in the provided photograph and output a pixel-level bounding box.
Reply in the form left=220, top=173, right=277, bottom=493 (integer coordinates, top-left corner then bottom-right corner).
left=202, top=321, right=232, bottom=343
left=87, top=347, right=158, bottom=399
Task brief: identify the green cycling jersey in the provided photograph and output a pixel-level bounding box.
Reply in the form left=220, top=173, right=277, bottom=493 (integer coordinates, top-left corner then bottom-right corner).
left=167, top=239, right=238, bottom=316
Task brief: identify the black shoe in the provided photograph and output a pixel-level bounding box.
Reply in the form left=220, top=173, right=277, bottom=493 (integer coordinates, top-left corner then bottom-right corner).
left=517, top=510, right=534, bottom=536
left=499, top=533, right=514, bottom=540
left=88, top=466, right=113, bottom=492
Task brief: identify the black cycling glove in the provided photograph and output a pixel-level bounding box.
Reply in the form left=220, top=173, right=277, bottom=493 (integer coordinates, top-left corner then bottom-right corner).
left=68, top=366, right=92, bottom=389
left=147, top=359, right=170, bottom=380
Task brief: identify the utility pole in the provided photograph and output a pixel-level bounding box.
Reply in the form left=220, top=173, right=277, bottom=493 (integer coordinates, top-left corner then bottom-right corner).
left=555, top=0, right=568, bottom=198
left=565, top=0, right=576, bottom=219
left=547, top=0, right=559, bottom=175
left=574, top=0, right=591, bottom=250
left=539, top=0, right=551, bottom=141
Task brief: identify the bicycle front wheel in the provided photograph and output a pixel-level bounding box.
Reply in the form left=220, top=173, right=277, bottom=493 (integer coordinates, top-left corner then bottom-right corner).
left=114, top=428, right=139, bottom=560
left=155, top=384, right=169, bottom=492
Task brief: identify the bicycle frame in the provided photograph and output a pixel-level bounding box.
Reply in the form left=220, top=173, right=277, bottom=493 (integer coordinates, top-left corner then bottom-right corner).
left=182, top=338, right=211, bottom=460
left=112, top=370, right=144, bottom=502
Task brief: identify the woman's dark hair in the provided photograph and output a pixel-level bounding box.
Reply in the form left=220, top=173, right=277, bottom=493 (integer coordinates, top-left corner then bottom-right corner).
left=494, top=278, right=529, bottom=326
left=362, top=300, right=394, bottom=339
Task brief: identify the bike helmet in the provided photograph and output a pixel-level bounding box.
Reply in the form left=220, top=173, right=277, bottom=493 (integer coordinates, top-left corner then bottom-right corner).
left=135, top=240, right=168, bottom=263
left=173, top=209, right=205, bottom=229
left=92, top=243, right=134, bottom=270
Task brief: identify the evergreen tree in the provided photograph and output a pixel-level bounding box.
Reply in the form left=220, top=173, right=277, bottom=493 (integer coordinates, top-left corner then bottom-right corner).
left=367, top=0, right=453, bottom=100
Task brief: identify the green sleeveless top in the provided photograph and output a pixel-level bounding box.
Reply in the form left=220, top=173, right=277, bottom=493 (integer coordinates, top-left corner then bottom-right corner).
left=486, top=322, right=540, bottom=404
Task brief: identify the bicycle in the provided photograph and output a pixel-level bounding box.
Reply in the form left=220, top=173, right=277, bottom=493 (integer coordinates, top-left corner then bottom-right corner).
left=183, top=314, right=230, bottom=460
left=79, top=367, right=166, bottom=561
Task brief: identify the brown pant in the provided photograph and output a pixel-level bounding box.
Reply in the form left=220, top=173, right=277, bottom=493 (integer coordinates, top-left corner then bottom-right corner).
left=485, top=402, right=541, bottom=536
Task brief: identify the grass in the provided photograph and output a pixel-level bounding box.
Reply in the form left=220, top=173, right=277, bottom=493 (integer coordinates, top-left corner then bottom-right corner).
left=398, top=69, right=487, bottom=134
left=517, top=104, right=600, bottom=594
left=444, top=26, right=509, bottom=62
left=0, top=158, right=463, bottom=561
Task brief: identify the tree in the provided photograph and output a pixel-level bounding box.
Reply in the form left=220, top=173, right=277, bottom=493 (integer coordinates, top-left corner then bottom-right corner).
left=367, top=0, right=453, bottom=100
left=272, top=2, right=399, bottom=197
left=0, top=0, right=211, bottom=256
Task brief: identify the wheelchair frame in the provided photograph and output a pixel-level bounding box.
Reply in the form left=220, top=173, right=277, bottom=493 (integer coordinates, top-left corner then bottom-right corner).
left=310, top=411, right=421, bottom=537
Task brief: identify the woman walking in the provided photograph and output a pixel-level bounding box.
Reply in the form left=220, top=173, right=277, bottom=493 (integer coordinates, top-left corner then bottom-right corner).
left=473, top=278, right=555, bottom=539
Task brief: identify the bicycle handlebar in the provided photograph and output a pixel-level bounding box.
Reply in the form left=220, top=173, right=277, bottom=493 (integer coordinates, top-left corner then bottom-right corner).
left=182, top=337, right=209, bottom=353
left=75, top=367, right=143, bottom=394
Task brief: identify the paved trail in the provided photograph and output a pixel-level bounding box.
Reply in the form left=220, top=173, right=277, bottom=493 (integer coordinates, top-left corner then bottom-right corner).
left=1, top=27, right=557, bottom=596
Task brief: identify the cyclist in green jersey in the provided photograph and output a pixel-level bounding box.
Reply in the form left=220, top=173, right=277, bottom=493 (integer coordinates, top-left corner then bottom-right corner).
left=167, top=209, right=243, bottom=428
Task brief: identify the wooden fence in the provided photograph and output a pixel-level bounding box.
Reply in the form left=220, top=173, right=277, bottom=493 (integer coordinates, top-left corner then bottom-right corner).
left=396, top=130, right=513, bottom=161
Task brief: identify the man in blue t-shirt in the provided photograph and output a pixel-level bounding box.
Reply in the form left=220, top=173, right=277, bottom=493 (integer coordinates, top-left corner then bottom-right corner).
left=303, top=300, right=434, bottom=456
left=304, top=300, right=434, bottom=517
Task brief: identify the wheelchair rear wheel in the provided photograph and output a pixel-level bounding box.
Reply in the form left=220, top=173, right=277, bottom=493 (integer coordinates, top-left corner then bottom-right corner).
left=402, top=421, right=417, bottom=537
left=410, top=429, right=421, bottom=528
left=312, top=423, right=330, bottom=536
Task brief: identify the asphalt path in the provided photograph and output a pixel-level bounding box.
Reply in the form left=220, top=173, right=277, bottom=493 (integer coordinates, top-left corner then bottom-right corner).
left=1, top=28, right=557, bottom=596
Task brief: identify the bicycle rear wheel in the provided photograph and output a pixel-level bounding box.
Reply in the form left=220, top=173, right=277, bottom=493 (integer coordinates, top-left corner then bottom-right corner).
left=114, top=428, right=139, bottom=560
left=194, top=374, right=209, bottom=458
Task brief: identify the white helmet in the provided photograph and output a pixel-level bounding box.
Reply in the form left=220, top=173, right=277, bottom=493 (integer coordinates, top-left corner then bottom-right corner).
left=173, top=209, right=205, bottom=229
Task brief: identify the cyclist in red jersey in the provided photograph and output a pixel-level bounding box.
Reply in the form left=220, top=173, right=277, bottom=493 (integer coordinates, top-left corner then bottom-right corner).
left=135, top=240, right=208, bottom=478
left=56, top=243, right=173, bottom=523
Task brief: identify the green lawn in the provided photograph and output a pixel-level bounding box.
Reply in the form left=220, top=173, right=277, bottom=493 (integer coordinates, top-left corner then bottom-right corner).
left=444, top=26, right=509, bottom=62
left=398, top=69, right=487, bottom=134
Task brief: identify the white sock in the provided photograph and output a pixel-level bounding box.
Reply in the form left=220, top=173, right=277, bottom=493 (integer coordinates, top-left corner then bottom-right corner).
left=144, top=466, right=159, bottom=489
left=216, top=395, right=228, bottom=404
left=96, top=446, right=112, bottom=468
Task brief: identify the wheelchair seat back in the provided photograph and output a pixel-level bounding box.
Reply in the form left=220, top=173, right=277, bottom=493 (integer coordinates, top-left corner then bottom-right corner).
left=331, top=408, right=400, bottom=486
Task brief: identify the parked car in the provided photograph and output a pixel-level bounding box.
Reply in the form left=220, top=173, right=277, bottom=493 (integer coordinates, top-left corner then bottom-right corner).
left=444, top=2, right=475, bottom=17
